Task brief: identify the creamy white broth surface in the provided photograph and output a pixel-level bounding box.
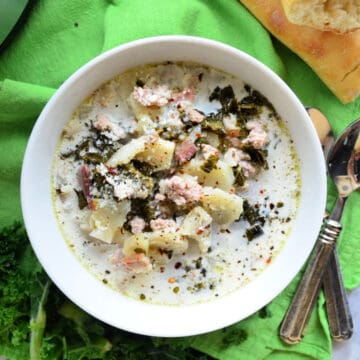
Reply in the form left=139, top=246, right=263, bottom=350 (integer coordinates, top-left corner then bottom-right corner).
left=53, top=62, right=300, bottom=305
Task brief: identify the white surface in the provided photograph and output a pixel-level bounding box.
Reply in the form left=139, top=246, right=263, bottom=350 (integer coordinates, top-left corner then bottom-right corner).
left=333, top=286, right=360, bottom=359
left=20, top=35, right=327, bottom=337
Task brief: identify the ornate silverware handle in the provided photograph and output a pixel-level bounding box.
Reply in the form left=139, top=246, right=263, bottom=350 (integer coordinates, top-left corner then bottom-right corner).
left=323, top=249, right=353, bottom=341
left=280, top=220, right=342, bottom=344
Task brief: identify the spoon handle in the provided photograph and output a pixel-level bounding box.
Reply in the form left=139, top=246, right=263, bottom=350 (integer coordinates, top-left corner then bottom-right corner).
left=280, top=219, right=342, bottom=344
left=323, top=248, right=353, bottom=341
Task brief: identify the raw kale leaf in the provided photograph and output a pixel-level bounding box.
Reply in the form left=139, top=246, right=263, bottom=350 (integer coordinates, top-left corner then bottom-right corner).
left=0, top=223, right=215, bottom=360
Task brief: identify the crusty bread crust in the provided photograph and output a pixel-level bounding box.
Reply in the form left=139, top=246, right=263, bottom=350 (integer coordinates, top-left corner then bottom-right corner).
left=281, top=0, right=360, bottom=34
left=240, top=0, right=360, bottom=103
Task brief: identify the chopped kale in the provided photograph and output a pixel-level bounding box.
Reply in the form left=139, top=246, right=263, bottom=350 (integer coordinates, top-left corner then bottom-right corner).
left=74, top=189, right=88, bottom=210
left=241, top=144, right=269, bottom=169
left=132, top=160, right=154, bottom=176
left=232, top=166, right=246, bottom=187
left=245, top=225, right=264, bottom=241
left=242, top=200, right=265, bottom=226
left=127, top=198, right=157, bottom=224
left=200, top=154, right=219, bottom=173
left=80, top=152, right=104, bottom=164
left=201, top=113, right=226, bottom=135
left=241, top=85, right=277, bottom=117
left=209, top=85, right=238, bottom=114
left=135, top=79, right=145, bottom=87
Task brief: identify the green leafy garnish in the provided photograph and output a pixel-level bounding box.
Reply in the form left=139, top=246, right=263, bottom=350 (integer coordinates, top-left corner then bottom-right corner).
left=74, top=189, right=88, bottom=210
left=200, top=155, right=219, bottom=173
left=245, top=225, right=264, bottom=241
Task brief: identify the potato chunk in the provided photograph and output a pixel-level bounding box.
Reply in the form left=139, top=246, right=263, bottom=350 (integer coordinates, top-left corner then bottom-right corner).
left=201, top=187, right=243, bottom=227
left=181, top=206, right=212, bottom=253
left=122, top=233, right=150, bottom=256
left=136, top=138, right=175, bottom=171
left=106, top=135, right=157, bottom=167
left=146, top=231, right=188, bottom=254
left=182, top=159, right=235, bottom=191
left=89, top=201, right=130, bottom=243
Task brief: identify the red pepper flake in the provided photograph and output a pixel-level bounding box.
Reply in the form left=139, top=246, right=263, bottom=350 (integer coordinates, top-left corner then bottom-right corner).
left=160, top=266, right=165, bottom=273
left=108, top=166, right=119, bottom=175
left=269, top=203, right=275, bottom=210
left=174, top=262, right=182, bottom=269
left=196, top=229, right=204, bottom=235
left=259, top=189, right=265, bottom=195
left=266, top=257, right=272, bottom=264
left=225, top=229, right=231, bottom=234
left=195, top=132, right=201, bottom=138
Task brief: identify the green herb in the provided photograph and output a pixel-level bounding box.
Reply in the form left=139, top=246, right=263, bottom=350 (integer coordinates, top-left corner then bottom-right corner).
left=245, top=225, right=264, bottom=241
left=201, top=113, right=226, bottom=135
left=242, top=200, right=265, bottom=226
left=209, top=85, right=238, bottom=114
left=200, top=154, right=219, bottom=173
left=74, top=189, right=88, bottom=210
left=241, top=144, right=268, bottom=169
left=131, top=160, right=154, bottom=176
left=233, top=166, right=246, bottom=187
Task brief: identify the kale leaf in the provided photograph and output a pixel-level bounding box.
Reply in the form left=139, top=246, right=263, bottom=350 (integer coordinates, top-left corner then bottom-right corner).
left=0, top=223, right=215, bottom=360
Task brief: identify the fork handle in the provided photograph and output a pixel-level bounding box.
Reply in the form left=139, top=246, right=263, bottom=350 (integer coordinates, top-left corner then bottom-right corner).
left=280, top=220, right=342, bottom=344
left=323, top=248, right=353, bottom=341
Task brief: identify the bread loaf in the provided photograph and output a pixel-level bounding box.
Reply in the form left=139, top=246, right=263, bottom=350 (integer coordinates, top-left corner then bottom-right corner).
left=281, top=0, right=360, bottom=34
left=240, top=0, right=360, bottom=103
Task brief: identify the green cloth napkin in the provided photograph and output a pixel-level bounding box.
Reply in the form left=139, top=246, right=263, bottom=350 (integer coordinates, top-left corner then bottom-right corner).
left=1, top=0, right=359, bottom=359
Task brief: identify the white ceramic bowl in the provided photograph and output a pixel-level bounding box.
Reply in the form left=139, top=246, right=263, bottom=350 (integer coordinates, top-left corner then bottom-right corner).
left=21, top=35, right=326, bottom=337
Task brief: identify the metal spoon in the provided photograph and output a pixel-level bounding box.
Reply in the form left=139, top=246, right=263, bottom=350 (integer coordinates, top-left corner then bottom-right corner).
left=306, top=107, right=353, bottom=341
left=280, top=117, right=360, bottom=344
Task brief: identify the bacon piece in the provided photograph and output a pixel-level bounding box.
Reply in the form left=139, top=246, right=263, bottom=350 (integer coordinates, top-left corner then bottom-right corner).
left=132, top=85, right=172, bottom=107
left=129, top=216, right=146, bottom=234
left=245, top=120, right=269, bottom=149
left=160, top=175, right=202, bottom=206
left=172, top=88, right=195, bottom=107
left=121, top=253, right=152, bottom=273
left=80, top=165, right=96, bottom=210
left=239, top=160, right=258, bottom=178
left=201, top=144, right=219, bottom=160
left=175, top=139, right=197, bottom=164
left=186, top=108, right=205, bottom=124
left=94, top=114, right=125, bottom=140
left=150, top=218, right=178, bottom=231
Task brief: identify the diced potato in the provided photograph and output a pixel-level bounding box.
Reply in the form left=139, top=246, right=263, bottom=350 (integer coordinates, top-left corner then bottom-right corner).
left=201, top=187, right=243, bottom=227
left=203, top=131, right=220, bottom=148
left=136, top=114, right=157, bottom=134
left=112, top=229, right=132, bottom=245
left=146, top=231, right=188, bottom=254
left=106, top=135, right=156, bottom=167
left=89, top=201, right=130, bottom=243
left=181, top=206, right=212, bottom=253
left=182, top=159, right=235, bottom=191
left=122, top=233, right=150, bottom=256
left=136, top=138, right=175, bottom=171
left=127, top=94, right=147, bottom=117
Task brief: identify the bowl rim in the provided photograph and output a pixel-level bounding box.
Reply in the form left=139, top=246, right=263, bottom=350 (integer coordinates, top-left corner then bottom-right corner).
left=21, top=35, right=327, bottom=337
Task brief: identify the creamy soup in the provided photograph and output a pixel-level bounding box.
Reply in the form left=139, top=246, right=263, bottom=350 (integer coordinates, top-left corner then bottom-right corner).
left=52, top=62, right=300, bottom=305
